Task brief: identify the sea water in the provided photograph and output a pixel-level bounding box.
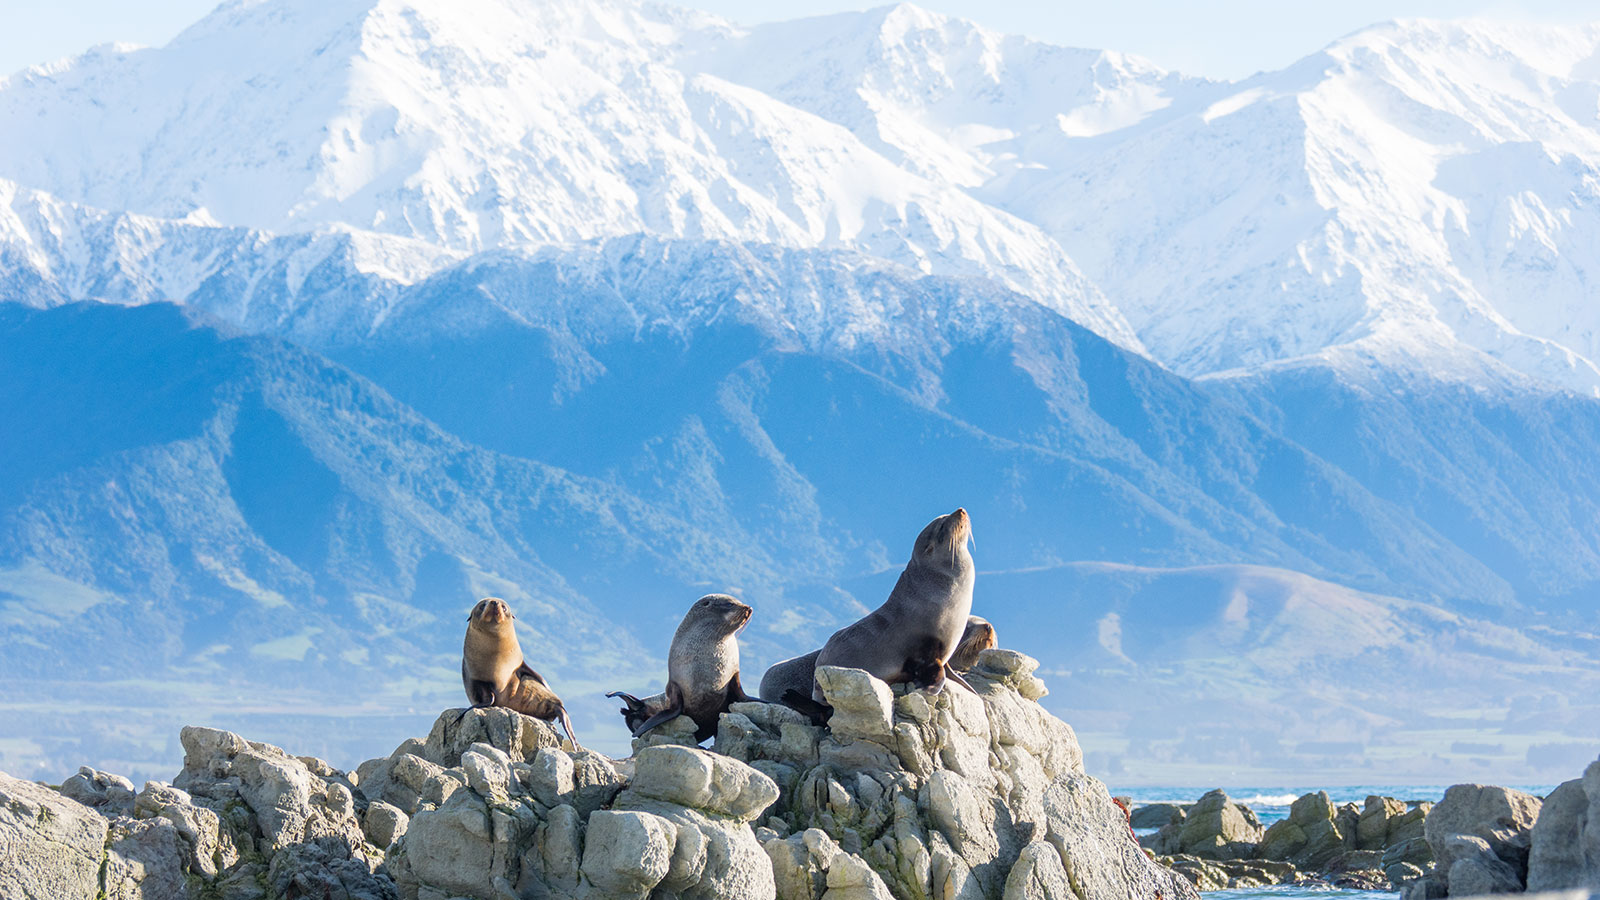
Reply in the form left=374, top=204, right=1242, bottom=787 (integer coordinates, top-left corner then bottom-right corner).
left=1207, top=887, right=1398, bottom=900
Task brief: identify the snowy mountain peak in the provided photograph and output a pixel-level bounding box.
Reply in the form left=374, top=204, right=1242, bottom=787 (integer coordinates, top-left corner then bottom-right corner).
left=0, top=0, right=1141, bottom=346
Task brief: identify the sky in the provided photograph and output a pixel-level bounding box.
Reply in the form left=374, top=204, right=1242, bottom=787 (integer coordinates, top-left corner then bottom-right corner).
left=3, top=0, right=1597, bottom=82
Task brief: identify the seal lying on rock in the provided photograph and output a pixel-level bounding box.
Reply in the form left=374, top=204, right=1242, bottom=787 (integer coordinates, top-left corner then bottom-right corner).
left=458, top=597, right=580, bottom=748
left=773, top=509, right=977, bottom=719
left=759, top=613, right=997, bottom=705
left=607, top=593, right=757, bottom=742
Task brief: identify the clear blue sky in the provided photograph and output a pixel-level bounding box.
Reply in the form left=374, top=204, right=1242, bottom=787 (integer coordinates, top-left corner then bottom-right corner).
left=4, top=0, right=1596, bottom=81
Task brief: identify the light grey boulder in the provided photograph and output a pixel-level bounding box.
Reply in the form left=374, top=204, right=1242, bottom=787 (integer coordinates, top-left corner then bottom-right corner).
left=364, top=800, right=409, bottom=849
left=1002, top=841, right=1074, bottom=900
left=1130, top=802, right=1186, bottom=829
left=625, top=744, right=780, bottom=823
left=580, top=809, right=677, bottom=897
left=102, top=816, right=192, bottom=900
left=60, top=765, right=137, bottom=817
left=1175, top=789, right=1262, bottom=859
left=1445, top=834, right=1524, bottom=895
left=1528, top=758, right=1600, bottom=893
left=0, top=772, right=110, bottom=900
left=814, top=666, right=895, bottom=743
left=1426, top=783, right=1543, bottom=893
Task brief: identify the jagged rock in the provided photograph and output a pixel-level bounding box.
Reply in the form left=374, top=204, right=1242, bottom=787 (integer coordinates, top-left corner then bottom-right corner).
left=0, top=772, right=111, bottom=900
left=1257, top=791, right=1351, bottom=869
left=1426, top=784, right=1543, bottom=893
left=103, top=816, right=192, bottom=900
left=1527, top=758, right=1600, bottom=892
left=60, top=765, right=137, bottom=817
left=722, top=649, right=1195, bottom=900
left=1360, top=795, right=1409, bottom=850
left=626, top=745, right=781, bottom=822
left=364, top=800, right=409, bottom=849
left=1173, top=789, right=1262, bottom=859
left=1160, top=854, right=1300, bottom=890
left=581, top=809, right=677, bottom=897
left=1129, top=802, right=1185, bottom=829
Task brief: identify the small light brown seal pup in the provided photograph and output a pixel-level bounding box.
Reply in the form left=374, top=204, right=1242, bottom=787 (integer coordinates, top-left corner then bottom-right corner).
left=801, top=508, right=976, bottom=708
left=759, top=614, right=997, bottom=703
left=606, top=593, right=755, bottom=742
left=459, top=597, right=580, bottom=748
left=948, top=615, right=996, bottom=672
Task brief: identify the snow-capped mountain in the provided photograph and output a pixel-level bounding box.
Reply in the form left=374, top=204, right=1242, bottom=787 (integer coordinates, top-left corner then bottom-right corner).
left=0, top=0, right=1135, bottom=346
left=1000, top=19, right=1600, bottom=391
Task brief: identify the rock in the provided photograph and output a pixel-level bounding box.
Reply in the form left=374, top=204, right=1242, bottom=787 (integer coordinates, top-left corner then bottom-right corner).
left=1130, top=802, right=1186, bottom=829
left=1527, top=758, right=1600, bottom=893
left=0, top=772, right=111, bottom=900
left=364, top=800, right=409, bottom=848
left=815, top=666, right=895, bottom=743
left=1175, top=789, right=1262, bottom=859
left=1445, top=834, right=1524, bottom=895
left=102, top=816, right=193, bottom=900
left=1426, top=783, right=1543, bottom=892
left=1002, top=842, right=1074, bottom=900
left=1161, top=854, right=1300, bottom=890
left=1360, top=795, right=1408, bottom=850
left=626, top=744, right=780, bottom=822
left=3, top=642, right=1194, bottom=900
left=1257, top=791, right=1350, bottom=869
left=581, top=809, right=677, bottom=897
left=60, top=765, right=137, bottom=816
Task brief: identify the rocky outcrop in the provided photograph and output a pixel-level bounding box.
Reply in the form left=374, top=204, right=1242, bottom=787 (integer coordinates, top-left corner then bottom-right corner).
left=1527, top=756, right=1600, bottom=894
left=1133, top=788, right=1435, bottom=892
left=1142, top=789, right=1263, bottom=860
left=1397, top=783, right=1544, bottom=900
left=0, top=648, right=1189, bottom=900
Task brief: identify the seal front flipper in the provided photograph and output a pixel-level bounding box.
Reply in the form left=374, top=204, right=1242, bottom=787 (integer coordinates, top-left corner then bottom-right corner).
left=725, top=670, right=760, bottom=705
left=630, top=682, right=684, bottom=738
left=515, top=661, right=548, bottom=686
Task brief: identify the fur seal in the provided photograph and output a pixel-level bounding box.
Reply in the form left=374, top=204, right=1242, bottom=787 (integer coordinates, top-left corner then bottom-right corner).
left=803, top=508, right=976, bottom=706
left=948, top=615, right=996, bottom=672
left=758, top=614, right=996, bottom=704
left=459, top=597, right=580, bottom=748
left=607, top=593, right=755, bottom=742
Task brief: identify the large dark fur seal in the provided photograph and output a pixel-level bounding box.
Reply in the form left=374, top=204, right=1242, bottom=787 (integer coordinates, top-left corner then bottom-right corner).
left=789, top=509, right=976, bottom=712
left=759, top=613, right=995, bottom=704
left=606, top=593, right=756, bottom=742
left=459, top=597, right=580, bottom=748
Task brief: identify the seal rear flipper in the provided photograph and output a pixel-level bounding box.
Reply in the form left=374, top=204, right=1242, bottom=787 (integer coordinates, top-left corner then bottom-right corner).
left=778, top=689, right=832, bottom=726
left=944, top=669, right=978, bottom=694
left=630, top=683, right=684, bottom=738
left=606, top=691, right=652, bottom=733
left=557, top=706, right=582, bottom=751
